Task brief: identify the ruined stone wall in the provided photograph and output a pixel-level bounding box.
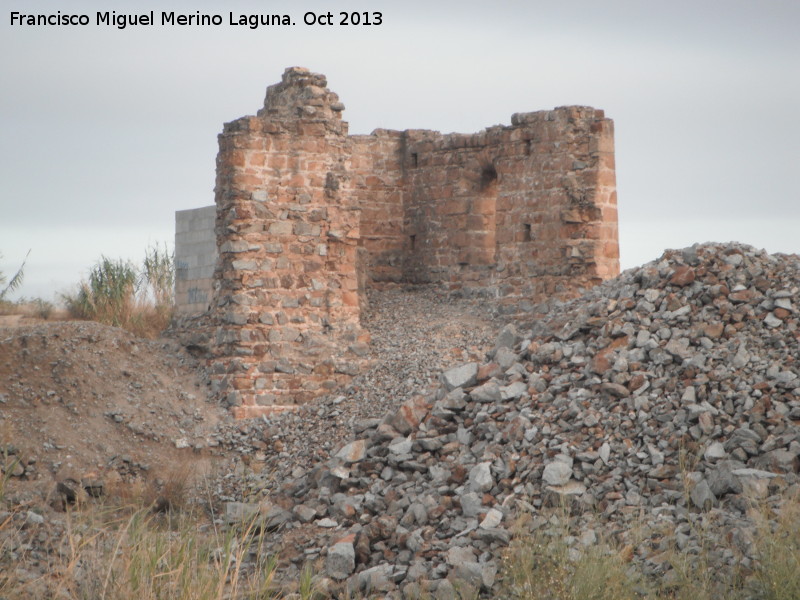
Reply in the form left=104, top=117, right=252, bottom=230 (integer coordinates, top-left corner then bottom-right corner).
left=357, top=108, right=618, bottom=309
left=192, top=67, right=619, bottom=416
left=344, top=108, right=618, bottom=308
left=348, top=131, right=406, bottom=283
left=209, top=69, right=366, bottom=417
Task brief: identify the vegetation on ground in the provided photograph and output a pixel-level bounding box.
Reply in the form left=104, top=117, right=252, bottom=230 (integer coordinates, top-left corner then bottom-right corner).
left=499, top=492, right=800, bottom=600
left=2, top=244, right=175, bottom=338
left=3, top=478, right=797, bottom=599
left=61, top=243, right=175, bottom=338
left=0, top=473, right=326, bottom=600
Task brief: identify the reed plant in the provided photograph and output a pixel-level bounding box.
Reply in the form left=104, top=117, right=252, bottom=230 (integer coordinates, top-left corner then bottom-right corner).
left=62, top=243, right=175, bottom=338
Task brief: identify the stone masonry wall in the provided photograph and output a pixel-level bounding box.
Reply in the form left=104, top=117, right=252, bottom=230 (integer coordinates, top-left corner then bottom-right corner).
left=195, top=67, right=619, bottom=416
left=353, top=109, right=618, bottom=308
left=412, top=107, right=617, bottom=306
left=209, top=69, right=367, bottom=418
left=348, top=131, right=407, bottom=283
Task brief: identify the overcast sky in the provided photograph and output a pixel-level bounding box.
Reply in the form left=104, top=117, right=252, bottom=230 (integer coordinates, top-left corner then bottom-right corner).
left=1, top=0, right=798, bottom=301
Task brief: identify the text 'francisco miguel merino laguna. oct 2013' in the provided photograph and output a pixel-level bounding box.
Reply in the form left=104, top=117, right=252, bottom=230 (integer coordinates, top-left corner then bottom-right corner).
left=9, top=10, right=384, bottom=29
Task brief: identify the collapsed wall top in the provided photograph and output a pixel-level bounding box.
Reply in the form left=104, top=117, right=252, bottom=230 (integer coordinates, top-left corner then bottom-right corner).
left=258, top=66, right=346, bottom=123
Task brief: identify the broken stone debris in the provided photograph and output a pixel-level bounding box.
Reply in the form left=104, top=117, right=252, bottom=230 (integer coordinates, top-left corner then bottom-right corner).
left=212, top=242, right=800, bottom=597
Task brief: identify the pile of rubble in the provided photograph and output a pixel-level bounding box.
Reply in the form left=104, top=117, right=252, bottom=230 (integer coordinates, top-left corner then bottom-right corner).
left=220, top=242, right=800, bottom=598
left=210, top=287, right=498, bottom=499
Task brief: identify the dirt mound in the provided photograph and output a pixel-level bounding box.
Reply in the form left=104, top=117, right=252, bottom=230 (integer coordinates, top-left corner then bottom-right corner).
left=0, top=320, right=226, bottom=504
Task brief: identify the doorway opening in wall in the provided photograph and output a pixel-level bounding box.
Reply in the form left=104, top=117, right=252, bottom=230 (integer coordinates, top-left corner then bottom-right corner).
left=457, top=161, right=499, bottom=267
left=524, top=223, right=532, bottom=242
left=409, top=234, right=416, bottom=251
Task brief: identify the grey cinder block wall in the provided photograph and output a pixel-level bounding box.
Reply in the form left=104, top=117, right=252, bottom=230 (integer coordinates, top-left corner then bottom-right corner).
left=175, top=206, right=217, bottom=315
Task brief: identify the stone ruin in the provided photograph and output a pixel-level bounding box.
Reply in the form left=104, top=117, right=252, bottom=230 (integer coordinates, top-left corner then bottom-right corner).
left=174, top=67, right=620, bottom=418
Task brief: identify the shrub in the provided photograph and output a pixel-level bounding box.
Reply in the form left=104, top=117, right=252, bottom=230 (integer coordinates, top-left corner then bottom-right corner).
left=33, top=298, right=54, bottom=319
left=62, top=243, right=175, bottom=338
left=142, top=242, right=175, bottom=308
left=63, top=256, right=139, bottom=326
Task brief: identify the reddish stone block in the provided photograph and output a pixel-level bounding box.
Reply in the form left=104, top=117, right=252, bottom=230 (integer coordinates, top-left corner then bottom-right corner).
left=342, top=291, right=359, bottom=307
left=670, top=266, right=696, bottom=287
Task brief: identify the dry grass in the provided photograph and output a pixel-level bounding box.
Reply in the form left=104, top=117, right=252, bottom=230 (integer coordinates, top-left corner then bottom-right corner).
left=0, top=456, right=328, bottom=600
left=0, top=297, right=63, bottom=320
left=749, top=491, right=800, bottom=600
left=102, top=462, right=195, bottom=517
left=46, top=506, right=277, bottom=600
left=499, top=491, right=800, bottom=600
left=0, top=494, right=326, bottom=600
left=3, top=488, right=799, bottom=599
left=500, top=508, right=643, bottom=600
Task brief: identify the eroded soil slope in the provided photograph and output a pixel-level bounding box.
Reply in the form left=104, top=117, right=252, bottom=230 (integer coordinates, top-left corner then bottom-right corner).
left=0, top=320, right=226, bottom=503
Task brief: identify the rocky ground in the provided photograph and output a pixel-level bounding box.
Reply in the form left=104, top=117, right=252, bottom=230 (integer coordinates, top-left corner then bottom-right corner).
left=211, top=286, right=500, bottom=502
left=0, top=320, right=230, bottom=595
left=0, top=285, right=501, bottom=596
left=2, top=242, right=799, bottom=599
left=209, top=242, right=800, bottom=598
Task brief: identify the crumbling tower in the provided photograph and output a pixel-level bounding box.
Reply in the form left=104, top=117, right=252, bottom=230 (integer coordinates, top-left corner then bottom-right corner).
left=210, top=67, right=366, bottom=418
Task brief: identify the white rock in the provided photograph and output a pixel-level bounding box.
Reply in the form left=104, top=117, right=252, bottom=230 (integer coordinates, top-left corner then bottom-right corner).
left=325, top=541, right=355, bottom=580
left=317, top=518, right=338, bottom=528
left=647, top=445, right=664, bottom=466
left=446, top=545, right=476, bottom=566
left=479, top=508, right=503, bottom=529
left=732, top=344, right=750, bottom=368
left=335, top=439, right=367, bottom=463
left=599, top=442, right=611, bottom=465
left=704, top=442, right=727, bottom=460
left=500, top=381, right=528, bottom=400
left=579, top=529, right=597, bottom=546
left=469, top=462, right=494, bottom=493
left=441, top=363, right=478, bottom=391
left=543, top=461, right=572, bottom=486
left=388, top=437, right=413, bottom=455
left=459, top=492, right=483, bottom=517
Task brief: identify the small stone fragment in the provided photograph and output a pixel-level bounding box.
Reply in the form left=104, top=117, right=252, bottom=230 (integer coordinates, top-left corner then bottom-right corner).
left=543, top=461, right=573, bottom=486
left=325, top=540, right=355, bottom=580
